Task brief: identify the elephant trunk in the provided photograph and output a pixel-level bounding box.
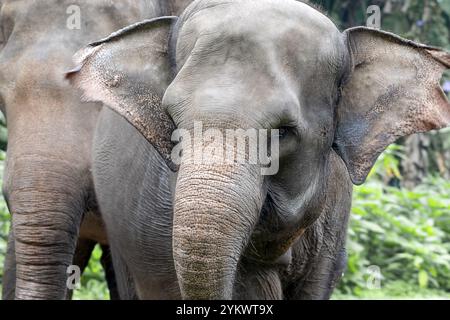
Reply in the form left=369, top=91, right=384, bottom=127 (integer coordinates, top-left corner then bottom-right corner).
left=173, top=160, right=263, bottom=299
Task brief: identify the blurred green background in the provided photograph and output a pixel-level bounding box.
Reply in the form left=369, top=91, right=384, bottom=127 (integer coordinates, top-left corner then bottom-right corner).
left=1, top=0, right=450, bottom=299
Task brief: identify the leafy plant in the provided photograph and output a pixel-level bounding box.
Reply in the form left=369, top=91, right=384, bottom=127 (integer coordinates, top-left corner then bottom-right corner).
left=336, top=147, right=450, bottom=298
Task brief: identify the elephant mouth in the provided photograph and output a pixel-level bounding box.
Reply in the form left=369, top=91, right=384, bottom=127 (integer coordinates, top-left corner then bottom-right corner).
left=241, top=191, right=317, bottom=265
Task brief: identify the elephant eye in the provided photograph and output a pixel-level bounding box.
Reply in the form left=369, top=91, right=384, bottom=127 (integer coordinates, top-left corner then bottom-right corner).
left=277, top=126, right=293, bottom=139
left=279, top=127, right=288, bottom=137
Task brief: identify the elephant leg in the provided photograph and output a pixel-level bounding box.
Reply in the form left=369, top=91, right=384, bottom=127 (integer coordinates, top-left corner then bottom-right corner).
left=5, top=156, right=87, bottom=300
left=284, top=247, right=347, bottom=300
left=2, top=229, right=16, bottom=300
left=283, top=220, right=348, bottom=300
left=109, top=249, right=138, bottom=300
left=235, top=262, right=283, bottom=300
left=66, top=238, right=96, bottom=300
left=100, top=245, right=120, bottom=300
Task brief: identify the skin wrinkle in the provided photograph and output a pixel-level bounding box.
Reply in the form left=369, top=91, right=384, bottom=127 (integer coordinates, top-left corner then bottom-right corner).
left=173, top=149, right=263, bottom=298
left=84, top=0, right=450, bottom=300
left=247, top=154, right=330, bottom=262
left=0, top=0, right=194, bottom=300
left=235, top=263, right=283, bottom=299
left=179, top=181, right=258, bottom=234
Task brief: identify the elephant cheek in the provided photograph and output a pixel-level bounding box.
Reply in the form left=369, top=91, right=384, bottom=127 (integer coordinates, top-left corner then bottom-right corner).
left=172, top=162, right=263, bottom=300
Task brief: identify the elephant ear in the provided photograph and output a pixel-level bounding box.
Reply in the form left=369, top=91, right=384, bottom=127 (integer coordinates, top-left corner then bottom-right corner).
left=334, top=27, right=450, bottom=185
left=66, top=16, right=178, bottom=170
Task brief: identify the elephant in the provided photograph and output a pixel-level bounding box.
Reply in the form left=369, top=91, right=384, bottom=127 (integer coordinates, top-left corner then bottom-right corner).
left=0, top=0, right=193, bottom=299
left=68, top=0, right=450, bottom=299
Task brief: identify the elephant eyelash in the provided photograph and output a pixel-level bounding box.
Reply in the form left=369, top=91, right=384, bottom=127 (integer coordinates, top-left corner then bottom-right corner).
left=275, top=126, right=298, bottom=139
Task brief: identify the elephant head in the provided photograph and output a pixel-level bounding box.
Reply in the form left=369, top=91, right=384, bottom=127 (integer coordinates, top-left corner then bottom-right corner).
left=67, top=0, right=450, bottom=299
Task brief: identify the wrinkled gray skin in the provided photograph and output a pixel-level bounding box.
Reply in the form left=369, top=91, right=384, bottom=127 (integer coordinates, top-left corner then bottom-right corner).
left=0, top=0, right=192, bottom=300
left=71, top=0, right=450, bottom=299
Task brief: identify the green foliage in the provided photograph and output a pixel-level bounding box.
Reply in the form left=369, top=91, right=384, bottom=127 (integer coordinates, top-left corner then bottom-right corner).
left=73, top=246, right=109, bottom=300
left=367, top=144, right=404, bottom=183
left=310, top=0, right=450, bottom=50
left=334, top=281, right=450, bottom=300
left=334, top=146, right=450, bottom=298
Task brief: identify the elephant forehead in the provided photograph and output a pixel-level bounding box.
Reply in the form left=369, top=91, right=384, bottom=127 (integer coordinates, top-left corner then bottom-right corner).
left=176, top=0, right=342, bottom=68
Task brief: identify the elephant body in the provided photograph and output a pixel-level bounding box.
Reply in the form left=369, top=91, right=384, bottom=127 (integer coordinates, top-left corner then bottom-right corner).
left=94, top=108, right=352, bottom=299
left=69, top=0, right=450, bottom=299
left=0, top=0, right=192, bottom=299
